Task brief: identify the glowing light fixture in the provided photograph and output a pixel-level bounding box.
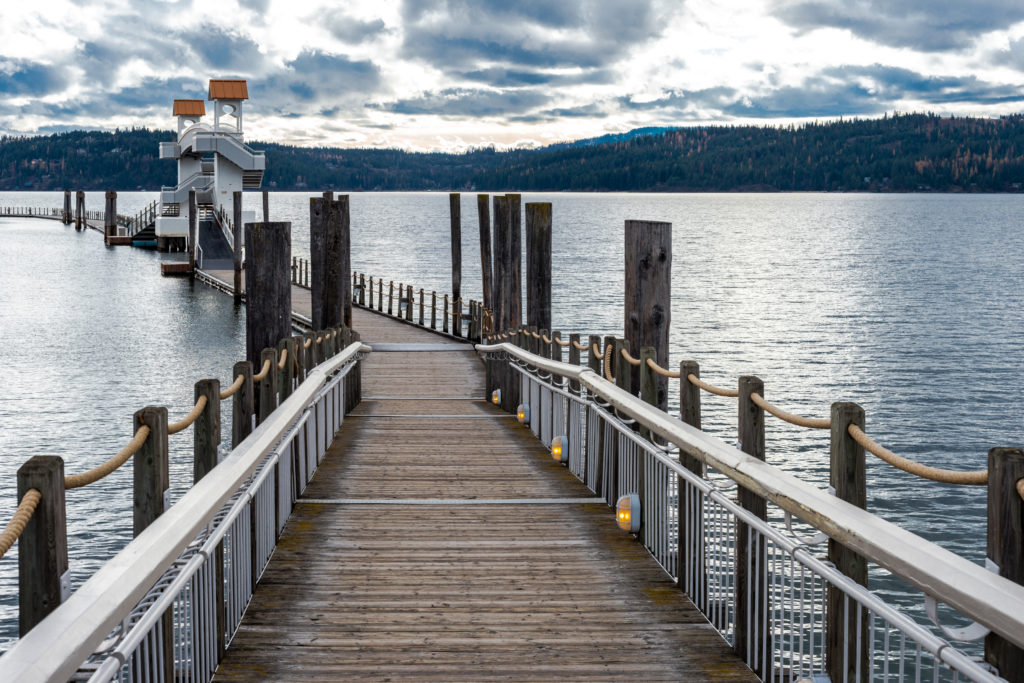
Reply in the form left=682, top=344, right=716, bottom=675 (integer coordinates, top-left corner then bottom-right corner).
left=516, top=403, right=530, bottom=423
left=491, top=389, right=501, bottom=405
left=616, top=493, right=640, bottom=533
left=551, top=435, right=568, bottom=463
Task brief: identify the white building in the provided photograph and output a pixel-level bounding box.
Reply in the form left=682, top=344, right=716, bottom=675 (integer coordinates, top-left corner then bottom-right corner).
left=154, top=79, right=265, bottom=251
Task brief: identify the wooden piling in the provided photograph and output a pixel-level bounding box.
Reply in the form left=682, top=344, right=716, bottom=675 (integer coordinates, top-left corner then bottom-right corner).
left=525, top=203, right=552, bottom=332
left=62, top=190, right=71, bottom=224
left=103, top=191, right=117, bottom=244
left=244, top=221, right=292, bottom=373
left=478, top=194, right=492, bottom=311
left=310, top=194, right=351, bottom=329
left=624, top=220, right=671, bottom=407
left=986, top=447, right=1024, bottom=681
left=193, top=379, right=221, bottom=482
left=17, top=456, right=67, bottom=636
left=828, top=402, right=869, bottom=683
left=262, top=190, right=269, bottom=222
left=507, top=194, right=522, bottom=330
left=450, top=193, right=462, bottom=302
left=74, top=191, right=85, bottom=231
left=492, top=196, right=509, bottom=332
left=233, top=191, right=243, bottom=304
left=231, top=361, right=255, bottom=448
left=735, top=376, right=769, bottom=674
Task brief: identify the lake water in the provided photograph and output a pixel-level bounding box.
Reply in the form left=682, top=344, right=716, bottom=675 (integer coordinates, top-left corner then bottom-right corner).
left=0, top=190, right=1021, bottom=653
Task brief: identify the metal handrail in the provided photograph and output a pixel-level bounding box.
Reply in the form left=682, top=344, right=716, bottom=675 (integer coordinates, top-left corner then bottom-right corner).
left=0, top=342, right=371, bottom=682
left=477, top=341, right=1024, bottom=651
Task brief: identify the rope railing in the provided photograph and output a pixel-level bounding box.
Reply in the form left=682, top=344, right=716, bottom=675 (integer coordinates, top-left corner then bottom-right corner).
left=64, top=426, right=152, bottom=489
left=277, top=348, right=288, bottom=371
left=645, top=357, right=680, bottom=378
left=0, top=489, right=42, bottom=560
left=847, top=424, right=988, bottom=485
left=554, top=335, right=570, bottom=347
left=219, top=374, right=244, bottom=400
left=688, top=373, right=739, bottom=398
left=1018, top=478, right=1024, bottom=502
left=572, top=339, right=588, bottom=350
left=620, top=347, right=642, bottom=366
left=603, top=344, right=614, bottom=382
left=167, top=395, right=208, bottom=435
left=750, top=393, right=831, bottom=430
left=252, top=358, right=272, bottom=382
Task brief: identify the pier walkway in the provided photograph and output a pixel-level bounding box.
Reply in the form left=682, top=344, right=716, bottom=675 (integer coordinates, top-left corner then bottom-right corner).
left=213, top=307, right=755, bottom=681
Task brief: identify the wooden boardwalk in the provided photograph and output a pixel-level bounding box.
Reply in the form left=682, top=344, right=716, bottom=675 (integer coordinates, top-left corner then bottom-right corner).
left=213, top=307, right=755, bottom=681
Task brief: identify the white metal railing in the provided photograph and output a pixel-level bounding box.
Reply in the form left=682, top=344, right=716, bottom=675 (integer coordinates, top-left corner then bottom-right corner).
left=0, top=342, right=369, bottom=683
left=479, top=342, right=1024, bottom=682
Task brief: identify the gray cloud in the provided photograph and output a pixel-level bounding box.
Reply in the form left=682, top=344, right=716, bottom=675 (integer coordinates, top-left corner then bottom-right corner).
left=253, top=50, right=383, bottom=114
left=773, top=0, right=1024, bottom=51
left=400, top=0, right=663, bottom=71
left=372, top=87, right=550, bottom=117
left=0, top=60, right=69, bottom=96
left=324, top=15, right=389, bottom=44
left=186, top=26, right=266, bottom=71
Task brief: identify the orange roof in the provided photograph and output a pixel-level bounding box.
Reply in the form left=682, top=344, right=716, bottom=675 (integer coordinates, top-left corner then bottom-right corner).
left=173, top=99, right=206, bottom=116
left=208, top=79, right=249, bottom=100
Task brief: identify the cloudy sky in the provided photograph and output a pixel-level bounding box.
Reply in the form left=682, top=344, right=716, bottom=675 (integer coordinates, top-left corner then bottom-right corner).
left=2, top=0, right=1024, bottom=151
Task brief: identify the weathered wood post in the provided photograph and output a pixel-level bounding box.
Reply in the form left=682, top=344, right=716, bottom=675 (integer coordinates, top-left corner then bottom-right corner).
left=244, top=220, right=292, bottom=395
left=406, top=285, right=414, bottom=322
left=431, top=291, right=437, bottom=329
left=603, top=334, right=620, bottom=498
left=310, top=193, right=352, bottom=329
left=568, top=333, right=582, bottom=393
left=17, top=456, right=67, bottom=636
left=828, top=402, right=869, bottom=683
left=233, top=191, right=243, bottom=304
left=525, top=202, right=552, bottom=333
left=387, top=281, right=394, bottom=315
left=419, top=288, right=425, bottom=325
left=506, top=194, right=522, bottom=330
left=103, top=191, right=117, bottom=244
left=193, top=379, right=221, bottom=481
left=550, top=331, right=563, bottom=363
left=624, top=220, right=671, bottom=407
left=133, top=407, right=169, bottom=536
left=735, top=376, right=769, bottom=674
left=232, top=361, right=255, bottom=448
left=262, top=190, right=269, bottom=222
left=359, top=274, right=366, bottom=306
left=258, top=347, right=279, bottom=423
left=986, top=447, right=1024, bottom=680
left=478, top=194, right=492, bottom=312
left=492, top=195, right=509, bottom=333
left=677, top=360, right=705, bottom=596
left=450, top=193, right=462, bottom=302
left=278, top=338, right=296, bottom=404
left=443, top=294, right=450, bottom=333
left=454, top=298, right=462, bottom=336
left=74, top=191, right=85, bottom=231
left=638, top=346, right=657, bottom=440
left=188, top=190, right=197, bottom=274
left=62, top=190, right=71, bottom=224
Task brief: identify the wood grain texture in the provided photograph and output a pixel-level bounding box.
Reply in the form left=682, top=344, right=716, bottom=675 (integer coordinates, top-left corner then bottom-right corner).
left=215, top=309, right=754, bottom=681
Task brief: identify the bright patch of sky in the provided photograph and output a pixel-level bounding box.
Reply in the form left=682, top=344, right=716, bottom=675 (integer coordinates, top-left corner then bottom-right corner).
left=0, top=0, right=1022, bottom=150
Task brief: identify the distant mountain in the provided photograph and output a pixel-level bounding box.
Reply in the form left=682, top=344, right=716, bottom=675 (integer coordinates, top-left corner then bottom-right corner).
left=2, top=113, right=1023, bottom=193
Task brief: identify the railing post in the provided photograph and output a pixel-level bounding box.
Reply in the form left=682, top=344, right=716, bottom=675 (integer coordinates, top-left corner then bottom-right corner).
left=604, top=334, right=620, bottom=500
left=431, top=291, right=437, bottom=328
left=387, top=281, right=394, bottom=315
left=292, top=334, right=307, bottom=382
left=418, top=288, right=425, bottom=325
left=193, top=379, right=221, bottom=482
left=17, top=456, right=67, bottom=636
left=638, top=346, right=657, bottom=441
left=278, top=338, right=295, bottom=403
left=442, top=294, right=450, bottom=333
left=232, top=361, right=255, bottom=448
left=450, top=192, right=462, bottom=302
left=351, top=329, right=362, bottom=407
left=736, top=376, right=769, bottom=674
left=258, top=348, right=278, bottom=423
left=406, top=285, right=414, bottom=322
left=677, top=360, right=705, bottom=598
left=551, top=330, right=563, bottom=364
left=454, top=297, right=462, bottom=335
left=305, top=331, right=317, bottom=369
left=828, top=402, right=868, bottom=683
left=377, top=278, right=383, bottom=311
left=359, top=273, right=366, bottom=306
left=478, top=194, right=492, bottom=312
left=986, top=447, right=1024, bottom=680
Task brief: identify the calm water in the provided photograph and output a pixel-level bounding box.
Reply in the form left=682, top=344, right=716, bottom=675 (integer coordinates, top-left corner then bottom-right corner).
left=0, top=191, right=1021, bottom=652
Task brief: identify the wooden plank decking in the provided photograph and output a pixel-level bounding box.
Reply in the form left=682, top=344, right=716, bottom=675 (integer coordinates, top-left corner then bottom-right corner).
left=213, top=307, right=756, bottom=681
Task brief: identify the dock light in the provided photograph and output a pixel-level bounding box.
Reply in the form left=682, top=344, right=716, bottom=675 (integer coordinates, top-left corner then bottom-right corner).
left=517, top=404, right=530, bottom=423
left=551, top=435, right=568, bottom=463
left=491, top=389, right=501, bottom=405
left=616, top=493, right=640, bottom=533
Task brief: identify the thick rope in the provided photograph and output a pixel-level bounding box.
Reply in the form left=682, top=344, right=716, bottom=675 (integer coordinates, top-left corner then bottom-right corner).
left=751, top=393, right=831, bottom=429
left=304, top=338, right=312, bottom=349
left=620, top=347, right=642, bottom=366
left=219, top=374, right=244, bottom=399
left=0, top=489, right=42, bottom=560
left=65, top=425, right=152, bottom=489
left=555, top=336, right=570, bottom=347
left=530, top=331, right=541, bottom=339
left=591, top=342, right=602, bottom=357
left=847, top=424, right=988, bottom=485
left=646, top=357, right=680, bottom=378
left=277, top=347, right=288, bottom=371
left=541, top=334, right=552, bottom=344
left=1018, top=478, right=1024, bottom=502
left=168, top=395, right=208, bottom=435
left=604, top=344, right=614, bottom=382
left=253, top=358, right=272, bottom=381
left=687, top=373, right=739, bottom=397
left=572, top=339, right=588, bottom=350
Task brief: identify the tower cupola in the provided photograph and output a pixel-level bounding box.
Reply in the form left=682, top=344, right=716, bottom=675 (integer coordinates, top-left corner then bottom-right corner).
left=208, top=79, right=248, bottom=135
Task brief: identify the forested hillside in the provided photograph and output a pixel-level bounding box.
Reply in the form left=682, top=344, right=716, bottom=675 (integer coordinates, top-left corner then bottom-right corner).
left=2, top=113, right=1023, bottom=192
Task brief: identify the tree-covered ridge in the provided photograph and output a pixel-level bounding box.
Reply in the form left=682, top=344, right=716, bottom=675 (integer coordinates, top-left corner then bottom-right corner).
left=2, top=113, right=1024, bottom=192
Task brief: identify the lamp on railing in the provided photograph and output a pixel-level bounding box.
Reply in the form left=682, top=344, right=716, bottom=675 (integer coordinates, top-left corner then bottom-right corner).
left=516, top=404, right=530, bottom=423
left=491, top=389, right=501, bottom=405
left=551, top=435, right=568, bottom=464
left=615, top=493, right=640, bottom=533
